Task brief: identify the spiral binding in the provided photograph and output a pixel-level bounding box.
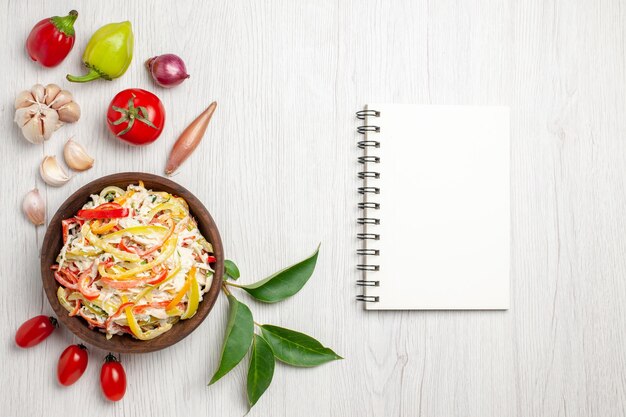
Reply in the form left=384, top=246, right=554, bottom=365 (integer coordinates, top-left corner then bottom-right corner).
left=356, top=108, right=381, bottom=302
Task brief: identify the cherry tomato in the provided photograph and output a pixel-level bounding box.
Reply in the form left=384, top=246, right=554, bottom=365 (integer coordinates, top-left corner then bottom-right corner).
left=100, top=353, right=127, bottom=401
left=106, top=89, right=165, bottom=146
left=57, top=344, right=88, bottom=386
left=15, top=315, right=58, bottom=348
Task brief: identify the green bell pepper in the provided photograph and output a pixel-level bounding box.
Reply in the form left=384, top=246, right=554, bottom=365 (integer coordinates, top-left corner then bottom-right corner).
left=66, top=21, right=134, bottom=83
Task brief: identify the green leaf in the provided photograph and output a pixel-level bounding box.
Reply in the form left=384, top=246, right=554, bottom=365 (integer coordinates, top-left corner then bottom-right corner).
left=247, top=334, right=275, bottom=408
left=209, top=295, right=254, bottom=385
left=224, top=259, right=240, bottom=280
left=260, top=324, right=342, bottom=367
left=240, top=245, right=320, bottom=303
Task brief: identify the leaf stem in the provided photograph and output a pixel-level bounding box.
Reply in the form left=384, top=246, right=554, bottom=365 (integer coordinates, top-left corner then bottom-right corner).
left=221, top=282, right=232, bottom=296
left=253, top=321, right=262, bottom=327
left=224, top=280, right=244, bottom=288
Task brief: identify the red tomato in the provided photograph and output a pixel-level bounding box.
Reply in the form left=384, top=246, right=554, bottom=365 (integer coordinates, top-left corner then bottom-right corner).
left=100, top=354, right=127, bottom=401
left=57, top=344, right=88, bottom=386
left=15, top=315, right=58, bottom=348
left=26, top=10, right=78, bottom=67
left=106, top=89, right=165, bottom=146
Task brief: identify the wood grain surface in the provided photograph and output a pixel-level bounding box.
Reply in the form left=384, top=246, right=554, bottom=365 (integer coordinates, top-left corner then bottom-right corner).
left=1, top=0, right=625, bottom=416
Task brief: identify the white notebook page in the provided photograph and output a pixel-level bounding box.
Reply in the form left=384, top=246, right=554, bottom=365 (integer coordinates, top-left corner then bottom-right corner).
left=362, top=104, right=510, bottom=310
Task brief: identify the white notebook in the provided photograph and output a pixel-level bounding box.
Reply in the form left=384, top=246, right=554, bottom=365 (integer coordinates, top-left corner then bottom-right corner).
left=356, top=104, right=510, bottom=310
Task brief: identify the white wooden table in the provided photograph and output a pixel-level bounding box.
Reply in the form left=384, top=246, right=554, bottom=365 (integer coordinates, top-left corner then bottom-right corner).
left=2, top=1, right=626, bottom=416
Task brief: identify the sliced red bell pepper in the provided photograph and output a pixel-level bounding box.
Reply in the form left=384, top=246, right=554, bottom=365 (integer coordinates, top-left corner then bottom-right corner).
left=54, top=271, right=78, bottom=290
left=99, top=277, right=144, bottom=290
left=104, top=302, right=134, bottom=330
left=207, top=255, right=216, bottom=263
left=77, top=202, right=129, bottom=219
left=78, top=310, right=104, bottom=328
left=132, top=301, right=180, bottom=314
left=137, top=219, right=175, bottom=258
left=73, top=263, right=99, bottom=300
left=61, top=218, right=83, bottom=244
left=145, top=268, right=168, bottom=285
left=77, top=272, right=100, bottom=300
left=100, top=268, right=167, bottom=290
left=118, top=238, right=138, bottom=254
left=69, top=299, right=81, bottom=317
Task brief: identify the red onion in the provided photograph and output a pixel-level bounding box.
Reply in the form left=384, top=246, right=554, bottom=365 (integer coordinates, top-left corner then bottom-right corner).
left=145, top=54, right=190, bottom=88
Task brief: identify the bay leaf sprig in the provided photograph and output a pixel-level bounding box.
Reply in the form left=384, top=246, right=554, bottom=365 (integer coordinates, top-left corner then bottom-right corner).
left=209, top=245, right=341, bottom=409
left=226, top=245, right=320, bottom=303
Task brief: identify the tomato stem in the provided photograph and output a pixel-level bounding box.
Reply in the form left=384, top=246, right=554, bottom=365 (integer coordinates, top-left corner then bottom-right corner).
left=105, top=353, right=119, bottom=363
left=77, top=343, right=87, bottom=351
left=49, top=316, right=59, bottom=328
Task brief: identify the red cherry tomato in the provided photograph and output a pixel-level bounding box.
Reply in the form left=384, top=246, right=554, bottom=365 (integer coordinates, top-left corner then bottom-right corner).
left=26, top=10, right=78, bottom=67
left=100, top=354, right=127, bottom=401
left=106, top=89, right=165, bottom=146
left=57, top=344, right=88, bottom=386
left=15, top=315, right=58, bottom=348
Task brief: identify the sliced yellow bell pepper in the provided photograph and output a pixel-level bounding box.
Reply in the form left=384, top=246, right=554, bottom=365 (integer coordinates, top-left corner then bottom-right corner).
left=166, top=269, right=193, bottom=312
left=133, top=258, right=181, bottom=303
left=57, top=287, right=75, bottom=313
left=66, top=247, right=103, bottom=257
left=91, top=219, right=118, bottom=234
left=67, top=291, right=116, bottom=315
left=98, top=236, right=178, bottom=279
left=100, top=186, right=126, bottom=199
left=180, top=267, right=199, bottom=320
left=114, top=189, right=135, bottom=205
left=101, top=224, right=169, bottom=242
left=82, top=224, right=141, bottom=262
left=147, top=202, right=187, bottom=221
left=123, top=296, right=173, bottom=340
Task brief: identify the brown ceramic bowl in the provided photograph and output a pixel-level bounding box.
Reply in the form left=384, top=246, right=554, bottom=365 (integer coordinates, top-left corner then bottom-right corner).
left=41, top=172, right=223, bottom=353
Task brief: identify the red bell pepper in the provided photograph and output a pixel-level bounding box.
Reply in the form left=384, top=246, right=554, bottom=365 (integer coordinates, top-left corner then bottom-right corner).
left=77, top=203, right=129, bottom=219
left=26, top=10, right=78, bottom=68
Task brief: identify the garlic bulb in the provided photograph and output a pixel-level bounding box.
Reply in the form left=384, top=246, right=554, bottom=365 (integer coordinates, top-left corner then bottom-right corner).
left=40, top=156, right=70, bottom=187
left=22, top=189, right=45, bottom=226
left=63, top=139, right=94, bottom=171
left=14, top=84, right=80, bottom=144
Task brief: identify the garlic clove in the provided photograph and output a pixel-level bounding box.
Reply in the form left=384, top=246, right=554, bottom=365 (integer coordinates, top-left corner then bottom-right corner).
left=31, top=84, right=46, bottom=103
left=49, top=90, right=74, bottom=110
left=44, top=84, right=61, bottom=106
left=40, top=156, right=70, bottom=187
left=41, top=107, right=61, bottom=141
left=15, top=90, right=35, bottom=109
left=15, top=105, right=44, bottom=144
left=22, top=188, right=45, bottom=226
left=57, top=101, right=81, bottom=123
left=63, top=139, right=94, bottom=171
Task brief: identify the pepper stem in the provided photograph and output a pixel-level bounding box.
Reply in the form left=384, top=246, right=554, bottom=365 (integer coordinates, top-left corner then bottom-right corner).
left=50, top=10, right=78, bottom=37
left=67, top=68, right=101, bottom=83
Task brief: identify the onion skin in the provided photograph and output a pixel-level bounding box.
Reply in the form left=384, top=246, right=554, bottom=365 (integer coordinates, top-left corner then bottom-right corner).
left=146, top=54, right=190, bottom=88
left=165, top=101, right=217, bottom=176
